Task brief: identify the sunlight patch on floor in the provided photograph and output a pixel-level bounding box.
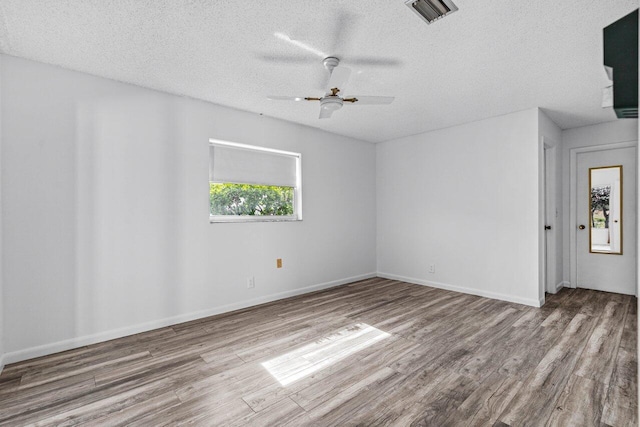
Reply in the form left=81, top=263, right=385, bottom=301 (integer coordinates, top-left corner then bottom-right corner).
left=261, top=323, right=390, bottom=386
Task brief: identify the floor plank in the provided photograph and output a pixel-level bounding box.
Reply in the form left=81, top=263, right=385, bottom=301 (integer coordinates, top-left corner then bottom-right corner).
left=451, top=373, right=523, bottom=426
left=496, top=312, right=601, bottom=425
left=546, top=374, right=608, bottom=427
left=573, top=301, right=628, bottom=385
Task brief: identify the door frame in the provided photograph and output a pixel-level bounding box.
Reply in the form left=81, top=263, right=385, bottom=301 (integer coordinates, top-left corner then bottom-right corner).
left=538, top=136, right=560, bottom=300
left=569, top=140, right=638, bottom=291
left=541, top=139, right=558, bottom=296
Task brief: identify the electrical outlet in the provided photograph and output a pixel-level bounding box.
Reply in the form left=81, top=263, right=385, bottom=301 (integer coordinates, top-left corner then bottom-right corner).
left=247, top=276, right=255, bottom=289
left=428, top=264, right=435, bottom=274
left=277, top=258, right=283, bottom=268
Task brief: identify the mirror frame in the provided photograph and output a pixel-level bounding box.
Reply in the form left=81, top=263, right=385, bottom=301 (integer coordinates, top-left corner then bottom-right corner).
left=588, top=165, right=623, bottom=255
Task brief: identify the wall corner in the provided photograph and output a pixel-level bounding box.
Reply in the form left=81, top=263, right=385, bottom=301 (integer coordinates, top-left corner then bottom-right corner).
left=0, top=53, right=4, bottom=373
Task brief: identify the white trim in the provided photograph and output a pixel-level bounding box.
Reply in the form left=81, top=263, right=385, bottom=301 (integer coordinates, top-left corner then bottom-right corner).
left=552, top=281, right=569, bottom=294
left=377, top=272, right=542, bottom=307
left=208, top=138, right=303, bottom=222
left=542, top=138, right=559, bottom=296
left=3, top=272, right=377, bottom=365
left=539, top=137, right=546, bottom=304
left=0, top=354, right=4, bottom=375
left=209, top=216, right=302, bottom=223
left=569, top=140, right=638, bottom=288
left=209, top=138, right=300, bottom=158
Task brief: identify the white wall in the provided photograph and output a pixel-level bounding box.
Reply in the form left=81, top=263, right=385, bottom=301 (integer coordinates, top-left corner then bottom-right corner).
left=3, top=53, right=634, bottom=367
left=0, top=54, right=4, bottom=373
left=1, top=55, right=377, bottom=363
left=377, top=109, right=542, bottom=306
left=538, top=110, right=563, bottom=294
left=561, top=120, right=639, bottom=285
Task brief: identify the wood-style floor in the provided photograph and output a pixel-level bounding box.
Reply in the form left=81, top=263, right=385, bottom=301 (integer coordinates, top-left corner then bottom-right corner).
left=0, top=278, right=636, bottom=426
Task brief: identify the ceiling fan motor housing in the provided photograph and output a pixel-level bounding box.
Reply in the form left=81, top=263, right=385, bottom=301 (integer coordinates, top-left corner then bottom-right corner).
left=323, top=56, right=340, bottom=72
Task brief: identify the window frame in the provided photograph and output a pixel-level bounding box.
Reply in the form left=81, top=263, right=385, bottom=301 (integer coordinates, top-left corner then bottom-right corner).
left=209, top=139, right=302, bottom=223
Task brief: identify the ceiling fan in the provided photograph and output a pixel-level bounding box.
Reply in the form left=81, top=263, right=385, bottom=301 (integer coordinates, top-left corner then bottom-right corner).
left=267, top=57, right=395, bottom=119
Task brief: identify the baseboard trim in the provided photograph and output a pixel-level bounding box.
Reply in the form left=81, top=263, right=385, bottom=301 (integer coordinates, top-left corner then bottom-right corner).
left=4, top=272, right=377, bottom=365
left=377, top=272, right=542, bottom=308
left=555, top=281, right=569, bottom=293
left=0, top=354, right=4, bottom=375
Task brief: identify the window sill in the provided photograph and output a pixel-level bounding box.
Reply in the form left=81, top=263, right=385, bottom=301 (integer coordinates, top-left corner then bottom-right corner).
left=209, top=216, right=302, bottom=223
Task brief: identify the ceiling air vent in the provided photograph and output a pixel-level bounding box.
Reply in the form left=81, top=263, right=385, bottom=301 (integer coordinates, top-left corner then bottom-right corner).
left=405, top=0, right=458, bottom=24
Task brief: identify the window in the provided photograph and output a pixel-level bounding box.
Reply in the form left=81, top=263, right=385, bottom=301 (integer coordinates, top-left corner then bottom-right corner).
left=209, top=139, right=302, bottom=222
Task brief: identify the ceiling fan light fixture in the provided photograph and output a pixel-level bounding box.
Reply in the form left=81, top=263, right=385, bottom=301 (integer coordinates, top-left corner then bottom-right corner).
left=320, top=97, right=344, bottom=110
left=405, top=0, right=458, bottom=24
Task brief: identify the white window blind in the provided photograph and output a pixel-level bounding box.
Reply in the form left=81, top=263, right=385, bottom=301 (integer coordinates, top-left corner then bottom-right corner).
left=209, top=143, right=298, bottom=187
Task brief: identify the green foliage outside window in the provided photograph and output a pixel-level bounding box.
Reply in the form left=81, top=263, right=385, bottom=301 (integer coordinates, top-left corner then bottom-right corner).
left=210, top=183, right=294, bottom=216
left=591, top=185, right=610, bottom=229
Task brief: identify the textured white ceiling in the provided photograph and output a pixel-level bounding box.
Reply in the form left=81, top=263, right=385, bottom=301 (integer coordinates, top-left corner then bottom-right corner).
left=0, top=0, right=637, bottom=143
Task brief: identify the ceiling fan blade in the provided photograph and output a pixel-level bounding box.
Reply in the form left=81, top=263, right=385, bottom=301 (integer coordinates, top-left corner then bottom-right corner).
left=328, top=10, right=358, bottom=54
left=326, top=66, right=351, bottom=93
left=319, top=105, right=334, bottom=119
left=267, top=96, right=310, bottom=101
left=257, top=54, right=317, bottom=65
left=346, top=57, right=403, bottom=67
left=343, top=96, right=395, bottom=105
left=273, top=32, right=327, bottom=58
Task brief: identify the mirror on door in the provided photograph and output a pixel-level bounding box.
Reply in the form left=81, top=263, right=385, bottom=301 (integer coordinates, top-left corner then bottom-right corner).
left=589, top=165, right=622, bottom=254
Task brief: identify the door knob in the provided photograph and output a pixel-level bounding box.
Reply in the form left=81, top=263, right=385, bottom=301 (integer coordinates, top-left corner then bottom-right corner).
left=578, top=225, right=586, bottom=230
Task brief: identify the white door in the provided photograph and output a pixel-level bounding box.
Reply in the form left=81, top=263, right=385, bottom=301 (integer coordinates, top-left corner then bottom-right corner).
left=576, top=146, right=637, bottom=294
